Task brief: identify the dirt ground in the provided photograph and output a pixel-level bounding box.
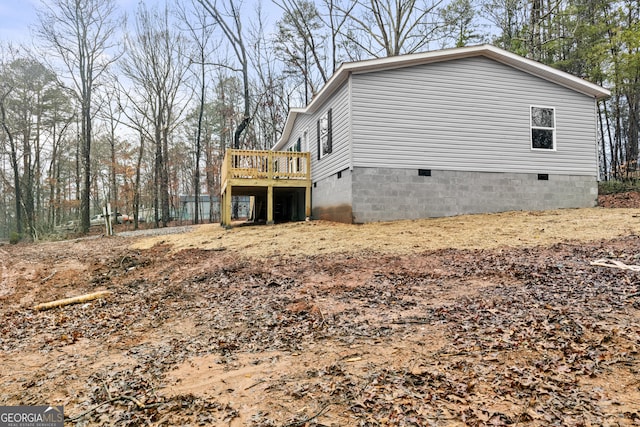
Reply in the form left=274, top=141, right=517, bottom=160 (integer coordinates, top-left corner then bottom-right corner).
left=598, top=190, right=640, bottom=208
left=1, top=193, right=640, bottom=426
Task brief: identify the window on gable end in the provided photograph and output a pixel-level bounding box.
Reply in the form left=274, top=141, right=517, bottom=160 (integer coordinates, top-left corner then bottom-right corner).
left=531, top=106, right=555, bottom=150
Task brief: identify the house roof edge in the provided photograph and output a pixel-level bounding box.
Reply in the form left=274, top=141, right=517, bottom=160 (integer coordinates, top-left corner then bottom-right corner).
left=274, top=44, right=610, bottom=150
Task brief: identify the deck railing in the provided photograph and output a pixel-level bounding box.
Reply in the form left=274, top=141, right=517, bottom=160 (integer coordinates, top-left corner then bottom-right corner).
left=221, top=149, right=311, bottom=186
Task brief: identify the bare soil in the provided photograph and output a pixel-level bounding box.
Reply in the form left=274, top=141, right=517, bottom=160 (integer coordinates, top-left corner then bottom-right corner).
left=1, top=197, right=640, bottom=426
left=599, top=190, right=640, bottom=208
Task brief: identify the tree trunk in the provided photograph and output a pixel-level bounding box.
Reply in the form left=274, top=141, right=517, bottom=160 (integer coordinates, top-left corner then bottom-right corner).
left=134, top=131, right=144, bottom=230
left=530, top=0, right=542, bottom=60
left=234, top=41, right=251, bottom=149
left=625, top=90, right=639, bottom=174
left=0, top=100, right=23, bottom=236
left=154, top=123, right=162, bottom=228
left=110, top=122, right=117, bottom=216
left=194, top=55, right=206, bottom=225
left=80, top=96, right=92, bottom=233
left=597, top=100, right=609, bottom=180
left=48, top=122, right=58, bottom=226
left=21, top=115, right=35, bottom=238
left=161, top=122, right=170, bottom=226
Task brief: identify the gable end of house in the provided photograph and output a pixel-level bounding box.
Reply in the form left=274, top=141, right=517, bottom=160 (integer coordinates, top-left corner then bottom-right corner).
left=275, top=44, right=610, bottom=151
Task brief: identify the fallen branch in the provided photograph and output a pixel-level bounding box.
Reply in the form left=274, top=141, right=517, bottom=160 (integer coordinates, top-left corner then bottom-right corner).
left=119, top=255, right=130, bottom=268
left=40, top=270, right=57, bottom=284
left=245, top=379, right=266, bottom=390
left=68, top=394, right=153, bottom=422
left=317, top=307, right=326, bottom=328
left=590, top=259, right=640, bottom=272
left=33, top=291, right=113, bottom=311
left=392, top=318, right=431, bottom=325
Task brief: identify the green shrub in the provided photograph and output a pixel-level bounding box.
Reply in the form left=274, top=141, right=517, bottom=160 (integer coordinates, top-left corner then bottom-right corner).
left=9, top=232, right=21, bottom=244
left=598, top=179, right=640, bottom=195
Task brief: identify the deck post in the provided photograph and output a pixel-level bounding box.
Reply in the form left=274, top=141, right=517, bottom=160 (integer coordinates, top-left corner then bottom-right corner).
left=267, top=185, right=274, bottom=225
left=224, top=185, right=232, bottom=227
left=267, top=151, right=273, bottom=180
left=220, top=191, right=224, bottom=225
left=305, top=154, right=312, bottom=219
left=305, top=184, right=311, bottom=219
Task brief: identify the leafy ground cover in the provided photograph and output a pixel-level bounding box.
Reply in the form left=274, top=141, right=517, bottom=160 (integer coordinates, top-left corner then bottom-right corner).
left=1, top=196, right=639, bottom=426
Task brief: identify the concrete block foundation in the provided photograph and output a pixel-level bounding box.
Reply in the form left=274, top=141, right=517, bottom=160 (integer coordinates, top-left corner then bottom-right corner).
left=312, top=166, right=598, bottom=223
left=311, top=169, right=353, bottom=223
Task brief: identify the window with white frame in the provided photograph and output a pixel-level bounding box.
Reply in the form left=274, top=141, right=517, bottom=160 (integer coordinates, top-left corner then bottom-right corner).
left=317, top=109, right=332, bottom=159
left=530, top=106, right=555, bottom=150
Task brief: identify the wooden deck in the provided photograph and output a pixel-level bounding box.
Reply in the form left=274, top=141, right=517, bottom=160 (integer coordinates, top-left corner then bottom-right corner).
left=220, top=149, right=312, bottom=226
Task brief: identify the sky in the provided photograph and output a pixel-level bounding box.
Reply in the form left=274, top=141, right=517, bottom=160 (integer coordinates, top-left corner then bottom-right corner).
left=0, top=0, right=39, bottom=44
left=0, top=0, right=281, bottom=47
left=0, top=0, right=166, bottom=46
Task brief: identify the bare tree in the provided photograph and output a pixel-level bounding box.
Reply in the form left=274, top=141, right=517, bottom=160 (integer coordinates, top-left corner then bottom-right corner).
left=340, top=0, right=446, bottom=58
left=119, top=2, right=189, bottom=227
left=271, top=0, right=355, bottom=105
left=46, top=90, right=75, bottom=229
left=0, top=55, right=22, bottom=238
left=35, top=0, right=119, bottom=233
left=321, top=0, right=358, bottom=72
left=249, top=10, right=290, bottom=148
left=274, top=0, right=329, bottom=104
left=195, top=0, right=251, bottom=149
left=133, top=130, right=147, bottom=228
left=95, top=81, right=124, bottom=217
left=179, top=0, right=220, bottom=224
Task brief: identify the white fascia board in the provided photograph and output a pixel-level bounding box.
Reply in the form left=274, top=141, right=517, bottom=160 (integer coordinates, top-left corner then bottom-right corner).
left=344, top=44, right=610, bottom=99
left=273, top=69, right=353, bottom=151
left=273, top=108, right=306, bottom=151
left=480, top=45, right=611, bottom=99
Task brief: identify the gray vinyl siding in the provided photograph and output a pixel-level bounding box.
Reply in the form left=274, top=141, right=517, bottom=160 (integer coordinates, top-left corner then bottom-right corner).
left=283, top=82, right=351, bottom=181
left=281, top=114, right=310, bottom=152
left=351, top=56, right=598, bottom=176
